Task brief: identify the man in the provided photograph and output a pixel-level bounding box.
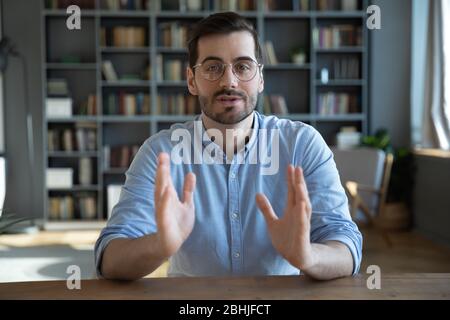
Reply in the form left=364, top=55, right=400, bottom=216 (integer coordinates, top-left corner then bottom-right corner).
left=95, top=12, right=362, bottom=280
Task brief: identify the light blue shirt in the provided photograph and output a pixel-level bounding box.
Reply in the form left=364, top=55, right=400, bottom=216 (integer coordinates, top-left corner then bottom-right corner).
left=95, top=111, right=363, bottom=277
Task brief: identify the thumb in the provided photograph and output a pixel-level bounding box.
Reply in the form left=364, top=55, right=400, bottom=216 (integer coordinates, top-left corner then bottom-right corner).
left=256, top=193, right=278, bottom=226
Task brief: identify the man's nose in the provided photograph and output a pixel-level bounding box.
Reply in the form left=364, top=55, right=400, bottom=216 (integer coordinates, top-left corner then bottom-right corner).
left=219, top=64, right=239, bottom=88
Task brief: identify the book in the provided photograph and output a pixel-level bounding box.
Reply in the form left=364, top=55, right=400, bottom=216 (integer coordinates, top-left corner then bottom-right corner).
left=264, top=41, right=278, bottom=65
left=46, top=168, right=73, bottom=189
left=102, top=60, right=119, bottom=81
left=46, top=98, right=73, bottom=118
left=47, top=79, right=69, bottom=96
left=78, top=157, right=93, bottom=186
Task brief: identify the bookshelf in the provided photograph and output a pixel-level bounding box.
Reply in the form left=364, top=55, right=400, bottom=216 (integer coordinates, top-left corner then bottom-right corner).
left=41, top=0, right=369, bottom=226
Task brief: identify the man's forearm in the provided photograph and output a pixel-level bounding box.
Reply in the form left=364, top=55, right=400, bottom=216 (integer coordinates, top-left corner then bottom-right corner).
left=101, top=234, right=167, bottom=280
left=300, top=241, right=354, bottom=280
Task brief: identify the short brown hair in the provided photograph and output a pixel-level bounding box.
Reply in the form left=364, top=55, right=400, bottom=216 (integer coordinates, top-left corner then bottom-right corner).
left=187, top=12, right=262, bottom=69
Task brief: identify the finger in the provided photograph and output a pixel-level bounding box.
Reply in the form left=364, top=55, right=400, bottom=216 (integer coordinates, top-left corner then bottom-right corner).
left=256, top=193, right=278, bottom=226
left=299, top=200, right=312, bottom=227
left=182, top=172, right=196, bottom=206
left=294, top=167, right=312, bottom=211
left=286, top=165, right=295, bottom=206
left=155, top=152, right=171, bottom=204
left=156, top=186, right=172, bottom=229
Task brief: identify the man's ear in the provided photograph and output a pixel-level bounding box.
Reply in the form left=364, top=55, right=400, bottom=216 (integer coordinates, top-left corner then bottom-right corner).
left=258, top=70, right=264, bottom=94
left=187, top=67, right=198, bottom=96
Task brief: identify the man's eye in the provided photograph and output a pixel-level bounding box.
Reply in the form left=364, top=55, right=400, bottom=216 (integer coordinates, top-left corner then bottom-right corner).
left=235, top=63, right=251, bottom=72
left=206, top=64, right=221, bottom=72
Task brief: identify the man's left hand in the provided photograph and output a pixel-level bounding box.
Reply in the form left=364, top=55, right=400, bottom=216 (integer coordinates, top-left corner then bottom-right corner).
left=256, top=165, right=317, bottom=271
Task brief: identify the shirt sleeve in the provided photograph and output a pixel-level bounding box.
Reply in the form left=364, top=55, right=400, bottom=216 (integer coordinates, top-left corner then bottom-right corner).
left=294, top=125, right=363, bottom=275
left=94, top=138, right=159, bottom=277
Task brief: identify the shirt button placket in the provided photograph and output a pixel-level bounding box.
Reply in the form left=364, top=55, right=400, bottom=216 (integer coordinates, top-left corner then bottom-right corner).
left=229, top=164, right=242, bottom=274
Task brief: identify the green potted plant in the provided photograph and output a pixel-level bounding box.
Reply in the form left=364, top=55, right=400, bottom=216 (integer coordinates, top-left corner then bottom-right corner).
left=290, top=46, right=307, bottom=65
left=361, top=129, right=415, bottom=230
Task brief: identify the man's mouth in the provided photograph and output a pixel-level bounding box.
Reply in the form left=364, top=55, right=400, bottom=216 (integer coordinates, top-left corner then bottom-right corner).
left=216, top=95, right=243, bottom=106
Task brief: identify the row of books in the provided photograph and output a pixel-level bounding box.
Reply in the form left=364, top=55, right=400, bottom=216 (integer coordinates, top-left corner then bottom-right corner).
left=48, top=158, right=96, bottom=187
left=317, top=0, right=359, bottom=11
left=331, top=57, right=360, bottom=79
left=101, top=0, right=149, bottom=10
left=46, top=0, right=95, bottom=9
left=264, top=0, right=309, bottom=11
left=103, top=145, right=140, bottom=169
left=78, top=95, right=98, bottom=116
left=156, top=94, right=200, bottom=115
left=102, top=60, right=151, bottom=82
left=214, top=0, right=256, bottom=11
left=156, top=55, right=187, bottom=82
left=104, top=92, right=151, bottom=115
left=48, top=123, right=97, bottom=152
left=263, top=95, right=289, bottom=115
left=158, top=22, right=190, bottom=49
left=156, top=0, right=204, bottom=11
left=46, top=0, right=358, bottom=12
left=313, top=25, right=362, bottom=49
left=100, top=27, right=147, bottom=48
left=48, top=194, right=97, bottom=221
left=317, top=92, right=359, bottom=115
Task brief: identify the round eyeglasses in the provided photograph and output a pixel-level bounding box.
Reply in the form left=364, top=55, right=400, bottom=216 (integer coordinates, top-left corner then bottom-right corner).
left=192, top=59, right=263, bottom=82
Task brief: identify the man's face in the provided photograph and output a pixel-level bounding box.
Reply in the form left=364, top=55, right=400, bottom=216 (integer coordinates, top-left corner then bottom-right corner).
left=187, top=31, right=264, bottom=125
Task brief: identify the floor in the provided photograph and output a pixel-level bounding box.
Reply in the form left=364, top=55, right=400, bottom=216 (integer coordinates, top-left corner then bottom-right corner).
left=1, top=227, right=450, bottom=282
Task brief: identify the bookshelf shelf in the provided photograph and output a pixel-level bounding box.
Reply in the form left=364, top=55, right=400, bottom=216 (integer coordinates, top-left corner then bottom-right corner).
left=156, top=11, right=210, bottom=18
left=42, top=9, right=97, bottom=17
left=154, top=114, right=196, bottom=122
left=47, top=116, right=99, bottom=122
left=157, top=47, right=188, bottom=53
left=45, top=63, right=98, bottom=70
left=263, top=12, right=311, bottom=18
left=156, top=81, right=188, bottom=87
left=274, top=113, right=313, bottom=121
left=41, top=0, right=370, bottom=226
left=314, top=47, right=365, bottom=53
left=101, top=115, right=152, bottom=122
left=264, top=63, right=311, bottom=70
left=98, top=10, right=150, bottom=17
left=314, top=11, right=365, bottom=18
left=315, top=113, right=365, bottom=121
left=48, top=185, right=101, bottom=192
left=48, top=151, right=99, bottom=157
left=100, top=46, right=150, bottom=53
left=101, top=80, right=151, bottom=87
left=315, top=80, right=365, bottom=86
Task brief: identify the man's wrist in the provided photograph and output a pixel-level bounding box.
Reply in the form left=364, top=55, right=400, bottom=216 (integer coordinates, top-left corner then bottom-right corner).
left=296, top=243, right=319, bottom=273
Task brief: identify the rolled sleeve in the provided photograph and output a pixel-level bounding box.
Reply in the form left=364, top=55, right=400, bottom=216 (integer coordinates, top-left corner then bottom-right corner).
left=94, top=138, right=159, bottom=277
left=296, top=125, right=363, bottom=275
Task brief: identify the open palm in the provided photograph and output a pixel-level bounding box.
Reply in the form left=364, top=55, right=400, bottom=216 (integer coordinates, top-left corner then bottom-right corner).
left=154, top=152, right=196, bottom=258
left=256, top=165, right=315, bottom=270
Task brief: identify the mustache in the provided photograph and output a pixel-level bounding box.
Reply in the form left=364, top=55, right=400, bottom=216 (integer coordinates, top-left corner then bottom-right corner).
left=214, top=89, right=246, bottom=99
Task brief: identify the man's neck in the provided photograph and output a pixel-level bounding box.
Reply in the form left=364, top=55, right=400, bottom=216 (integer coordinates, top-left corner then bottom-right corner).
left=201, top=111, right=254, bottom=155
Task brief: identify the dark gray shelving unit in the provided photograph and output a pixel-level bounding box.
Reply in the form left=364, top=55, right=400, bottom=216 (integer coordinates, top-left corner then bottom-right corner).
left=41, top=0, right=369, bottom=226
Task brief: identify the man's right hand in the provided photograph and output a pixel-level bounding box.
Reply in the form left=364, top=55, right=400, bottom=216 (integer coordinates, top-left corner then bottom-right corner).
left=154, top=152, right=196, bottom=258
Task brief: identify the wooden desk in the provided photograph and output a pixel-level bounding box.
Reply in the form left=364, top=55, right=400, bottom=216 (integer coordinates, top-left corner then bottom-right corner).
left=0, top=274, right=449, bottom=300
